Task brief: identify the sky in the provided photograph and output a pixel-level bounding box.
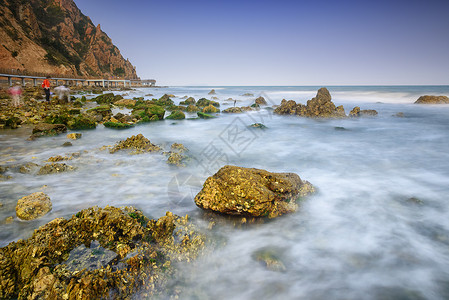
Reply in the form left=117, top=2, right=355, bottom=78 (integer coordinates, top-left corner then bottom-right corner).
left=74, top=0, right=449, bottom=86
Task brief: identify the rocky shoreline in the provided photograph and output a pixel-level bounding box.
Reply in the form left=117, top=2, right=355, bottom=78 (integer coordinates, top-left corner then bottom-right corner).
left=1, top=85, right=448, bottom=298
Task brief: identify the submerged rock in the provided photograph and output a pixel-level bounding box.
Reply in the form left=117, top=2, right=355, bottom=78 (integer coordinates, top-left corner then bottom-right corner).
left=166, top=143, right=189, bottom=167
left=252, top=247, right=287, bottom=272
left=15, top=192, right=52, bottom=220
left=110, top=134, right=162, bottom=154
left=0, top=206, right=206, bottom=299
left=414, top=95, right=449, bottom=104
left=194, top=165, right=315, bottom=218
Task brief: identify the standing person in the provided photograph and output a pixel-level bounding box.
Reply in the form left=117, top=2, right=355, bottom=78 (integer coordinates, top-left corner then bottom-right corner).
left=42, top=76, right=51, bottom=101
left=8, top=82, right=23, bottom=107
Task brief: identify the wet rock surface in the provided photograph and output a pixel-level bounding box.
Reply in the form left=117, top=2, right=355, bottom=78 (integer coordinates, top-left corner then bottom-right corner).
left=0, top=206, right=206, bottom=299
left=15, top=192, right=52, bottom=220
left=194, top=165, right=315, bottom=218
left=414, top=95, right=449, bottom=104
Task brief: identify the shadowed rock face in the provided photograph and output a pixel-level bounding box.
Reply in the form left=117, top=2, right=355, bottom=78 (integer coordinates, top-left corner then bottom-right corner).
left=414, top=95, right=449, bottom=104
left=274, top=87, right=346, bottom=118
left=194, top=165, right=315, bottom=218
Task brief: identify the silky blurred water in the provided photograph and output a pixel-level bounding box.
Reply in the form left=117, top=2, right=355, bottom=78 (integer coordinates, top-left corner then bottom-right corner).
left=1, top=86, right=449, bottom=299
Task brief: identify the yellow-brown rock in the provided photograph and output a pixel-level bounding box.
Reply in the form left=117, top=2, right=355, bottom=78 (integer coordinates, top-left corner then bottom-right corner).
left=194, top=165, right=315, bottom=218
left=66, top=133, right=82, bottom=140
left=15, top=192, right=52, bottom=220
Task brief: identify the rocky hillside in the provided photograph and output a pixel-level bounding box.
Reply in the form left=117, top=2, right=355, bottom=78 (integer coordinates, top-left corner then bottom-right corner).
left=0, top=0, right=138, bottom=78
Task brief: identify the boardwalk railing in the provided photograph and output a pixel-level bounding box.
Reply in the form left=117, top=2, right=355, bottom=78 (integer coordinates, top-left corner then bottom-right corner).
left=0, top=68, right=155, bottom=87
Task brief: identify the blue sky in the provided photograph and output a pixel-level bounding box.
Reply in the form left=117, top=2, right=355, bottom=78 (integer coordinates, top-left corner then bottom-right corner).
left=74, top=0, right=449, bottom=86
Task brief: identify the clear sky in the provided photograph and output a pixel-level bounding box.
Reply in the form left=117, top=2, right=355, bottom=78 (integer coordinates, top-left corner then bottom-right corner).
left=74, top=0, right=449, bottom=86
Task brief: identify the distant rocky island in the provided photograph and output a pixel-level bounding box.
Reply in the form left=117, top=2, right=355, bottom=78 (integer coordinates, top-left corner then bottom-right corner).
left=0, top=0, right=137, bottom=78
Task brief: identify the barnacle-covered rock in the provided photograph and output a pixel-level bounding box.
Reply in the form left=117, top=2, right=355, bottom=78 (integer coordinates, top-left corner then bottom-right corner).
left=0, top=206, right=206, bottom=299
left=194, top=165, right=315, bottom=218
left=15, top=192, right=52, bottom=220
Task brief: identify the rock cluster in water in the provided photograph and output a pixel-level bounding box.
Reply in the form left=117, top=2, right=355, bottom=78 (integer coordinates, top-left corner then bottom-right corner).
left=0, top=206, right=206, bottom=299
left=274, top=87, right=347, bottom=118
left=194, top=165, right=315, bottom=218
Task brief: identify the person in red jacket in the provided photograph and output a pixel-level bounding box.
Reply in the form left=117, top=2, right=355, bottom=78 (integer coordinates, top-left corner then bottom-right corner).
left=42, top=76, right=51, bottom=102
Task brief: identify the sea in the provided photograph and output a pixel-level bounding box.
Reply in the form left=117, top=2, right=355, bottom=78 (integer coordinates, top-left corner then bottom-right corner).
left=1, top=85, right=449, bottom=299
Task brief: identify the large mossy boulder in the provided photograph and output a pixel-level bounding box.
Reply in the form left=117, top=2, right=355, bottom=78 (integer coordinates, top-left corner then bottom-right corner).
left=32, top=123, right=67, bottom=138
left=15, top=192, right=52, bottom=221
left=194, top=165, right=315, bottom=218
left=93, top=93, right=123, bottom=104
left=0, top=206, right=206, bottom=299
left=203, top=104, right=220, bottom=113
left=414, top=95, right=449, bottom=104
left=274, top=88, right=346, bottom=118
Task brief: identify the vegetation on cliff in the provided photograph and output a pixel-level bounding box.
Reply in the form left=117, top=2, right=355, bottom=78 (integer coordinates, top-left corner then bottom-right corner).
left=0, top=0, right=137, bottom=78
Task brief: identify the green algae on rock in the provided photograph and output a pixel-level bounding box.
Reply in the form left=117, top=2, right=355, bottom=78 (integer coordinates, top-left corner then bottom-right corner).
left=202, top=104, right=220, bottom=114
left=110, top=134, right=162, bottom=154
left=0, top=206, right=206, bottom=299
left=103, top=121, right=134, bottom=129
left=15, top=192, right=52, bottom=220
left=166, top=110, right=186, bottom=120
left=197, top=112, right=216, bottom=119
left=194, top=165, right=315, bottom=218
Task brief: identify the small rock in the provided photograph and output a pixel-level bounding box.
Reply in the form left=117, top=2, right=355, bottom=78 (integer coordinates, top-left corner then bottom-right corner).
left=394, top=112, right=405, bottom=117
left=37, top=163, right=76, bottom=175
left=242, top=93, right=254, bottom=97
left=67, top=133, right=82, bottom=140
left=62, top=142, right=73, bottom=147
left=208, top=89, right=216, bottom=95
left=16, top=192, right=52, bottom=220
left=255, top=96, right=267, bottom=105
left=5, top=216, right=14, bottom=224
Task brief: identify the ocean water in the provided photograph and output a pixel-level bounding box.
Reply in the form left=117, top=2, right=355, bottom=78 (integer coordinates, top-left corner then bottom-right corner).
left=1, top=85, right=449, bottom=299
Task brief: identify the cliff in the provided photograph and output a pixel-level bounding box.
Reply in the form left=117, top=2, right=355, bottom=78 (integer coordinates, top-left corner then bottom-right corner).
left=0, top=0, right=138, bottom=79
